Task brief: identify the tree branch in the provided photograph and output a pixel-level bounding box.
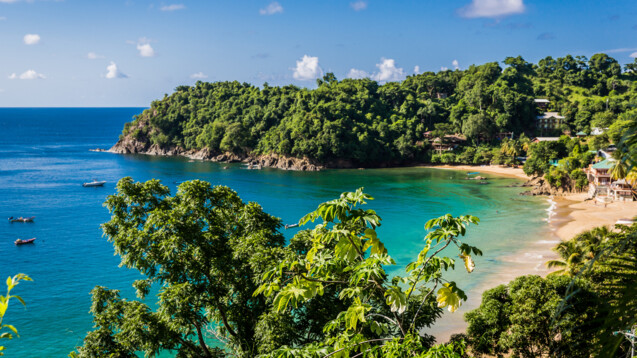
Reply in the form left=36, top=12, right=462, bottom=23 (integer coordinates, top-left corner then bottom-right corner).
left=409, top=280, right=439, bottom=332
left=323, top=338, right=400, bottom=358
left=194, top=321, right=212, bottom=358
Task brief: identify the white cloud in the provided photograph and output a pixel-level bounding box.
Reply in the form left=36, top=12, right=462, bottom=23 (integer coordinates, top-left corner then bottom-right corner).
left=372, top=58, right=405, bottom=82
left=413, top=65, right=420, bottom=74
left=0, top=0, right=19, bottom=3
left=87, top=52, right=104, bottom=60
left=452, top=59, right=459, bottom=70
left=190, top=72, right=208, bottom=79
left=347, top=68, right=370, bottom=79
left=137, top=42, right=155, bottom=57
left=259, top=2, right=283, bottom=15
left=631, top=52, right=637, bottom=58
left=105, top=61, right=127, bottom=79
left=23, top=34, right=40, bottom=45
left=292, top=55, right=322, bottom=80
left=441, top=67, right=449, bottom=71
left=350, top=1, right=367, bottom=11
left=0, top=17, right=6, bottom=21
left=9, top=70, right=45, bottom=80
left=160, top=4, right=185, bottom=11
left=458, top=0, right=525, bottom=18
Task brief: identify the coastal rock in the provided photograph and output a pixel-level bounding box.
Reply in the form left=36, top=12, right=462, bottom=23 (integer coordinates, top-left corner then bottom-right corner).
left=520, top=176, right=582, bottom=196
left=109, top=136, right=323, bottom=171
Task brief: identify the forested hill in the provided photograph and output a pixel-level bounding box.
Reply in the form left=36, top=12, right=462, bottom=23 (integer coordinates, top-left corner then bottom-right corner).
left=111, top=54, right=637, bottom=168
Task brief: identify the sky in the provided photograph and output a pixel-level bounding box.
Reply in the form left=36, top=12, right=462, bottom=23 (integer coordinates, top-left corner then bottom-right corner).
left=0, top=0, right=636, bottom=107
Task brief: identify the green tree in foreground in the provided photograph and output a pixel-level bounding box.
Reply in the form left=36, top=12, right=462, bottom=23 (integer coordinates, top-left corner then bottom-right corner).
left=257, top=190, right=481, bottom=357
left=72, top=178, right=287, bottom=357
left=0, top=273, right=32, bottom=356
left=73, top=179, right=481, bottom=357
left=464, top=275, right=601, bottom=358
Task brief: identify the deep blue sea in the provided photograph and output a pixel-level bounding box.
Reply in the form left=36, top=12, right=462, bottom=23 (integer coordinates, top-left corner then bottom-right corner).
left=0, top=108, right=551, bottom=356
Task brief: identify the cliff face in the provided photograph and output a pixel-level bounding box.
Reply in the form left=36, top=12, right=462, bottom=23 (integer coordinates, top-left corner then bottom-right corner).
left=109, top=137, right=324, bottom=171
left=520, top=176, right=585, bottom=196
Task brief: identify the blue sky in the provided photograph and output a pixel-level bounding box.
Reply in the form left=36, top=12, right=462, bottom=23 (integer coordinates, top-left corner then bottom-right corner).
left=1, top=0, right=636, bottom=106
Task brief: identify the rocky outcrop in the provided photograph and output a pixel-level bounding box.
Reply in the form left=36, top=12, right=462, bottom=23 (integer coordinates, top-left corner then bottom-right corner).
left=109, top=137, right=323, bottom=171
left=520, top=176, right=582, bottom=196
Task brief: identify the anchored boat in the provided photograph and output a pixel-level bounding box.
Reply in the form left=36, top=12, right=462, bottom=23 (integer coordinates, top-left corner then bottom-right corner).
left=82, top=180, right=106, bottom=187
left=8, top=216, right=35, bottom=223
left=15, top=238, right=36, bottom=245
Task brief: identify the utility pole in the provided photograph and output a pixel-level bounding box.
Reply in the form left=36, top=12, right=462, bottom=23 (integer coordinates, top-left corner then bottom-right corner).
left=614, top=326, right=636, bottom=357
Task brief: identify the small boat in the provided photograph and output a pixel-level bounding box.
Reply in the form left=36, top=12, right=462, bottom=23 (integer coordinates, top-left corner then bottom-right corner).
left=15, top=238, right=36, bottom=245
left=82, top=180, right=106, bottom=187
left=284, top=223, right=299, bottom=229
left=8, top=216, right=35, bottom=223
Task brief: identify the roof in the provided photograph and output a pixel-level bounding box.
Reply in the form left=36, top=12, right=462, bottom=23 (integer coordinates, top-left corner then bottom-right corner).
left=534, top=99, right=550, bottom=103
left=592, top=159, right=615, bottom=169
left=576, top=131, right=587, bottom=135
left=533, top=137, right=560, bottom=142
left=537, top=112, right=565, bottom=119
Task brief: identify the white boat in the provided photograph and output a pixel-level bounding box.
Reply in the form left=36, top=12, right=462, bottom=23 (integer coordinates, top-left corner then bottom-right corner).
left=82, top=180, right=106, bottom=187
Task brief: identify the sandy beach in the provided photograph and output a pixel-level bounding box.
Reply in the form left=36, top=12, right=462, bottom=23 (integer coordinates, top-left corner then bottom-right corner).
left=554, top=193, right=637, bottom=240
left=422, top=164, right=530, bottom=180
left=427, top=165, right=637, bottom=342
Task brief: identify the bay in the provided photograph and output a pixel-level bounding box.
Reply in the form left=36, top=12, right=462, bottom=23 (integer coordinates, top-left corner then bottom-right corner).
left=0, top=108, right=550, bottom=356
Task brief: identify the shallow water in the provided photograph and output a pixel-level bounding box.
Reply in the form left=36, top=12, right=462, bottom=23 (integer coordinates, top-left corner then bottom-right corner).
left=0, top=108, right=551, bottom=356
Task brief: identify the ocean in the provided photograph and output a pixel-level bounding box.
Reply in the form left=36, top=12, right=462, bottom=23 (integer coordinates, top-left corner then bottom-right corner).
left=0, top=108, right=551, bottom=356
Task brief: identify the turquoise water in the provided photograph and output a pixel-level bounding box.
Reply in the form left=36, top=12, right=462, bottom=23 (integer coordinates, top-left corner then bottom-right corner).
left=0, top=108, right=549, bottom=356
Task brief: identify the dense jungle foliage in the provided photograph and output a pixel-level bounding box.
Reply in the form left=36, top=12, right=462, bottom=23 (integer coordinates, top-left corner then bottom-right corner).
left=120, top=54, right=637, bottom=168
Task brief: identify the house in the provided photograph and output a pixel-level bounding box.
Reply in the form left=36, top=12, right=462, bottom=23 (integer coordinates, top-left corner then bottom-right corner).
left=536, top=112, right=565, bottom=130
left=534, top=98, right=550, bottom=110
left=532, top=137, right=560, bottom=143
left=431, top=134, right=466, bottom=152
left=576, top=131, right=587, bottom=138
left=587, top=159, right=613, bottom=187
left=591, top=127, right=608, bottom=136
left=610, top=179, right=633, bottom=201
left=436, top=92, right=448, bottom=99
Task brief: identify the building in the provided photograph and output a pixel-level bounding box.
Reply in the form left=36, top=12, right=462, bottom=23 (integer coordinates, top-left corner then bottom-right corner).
left=591, top=127, right=608, bottom=136
left=431, top=134, right=466, bottom=152
left=587, top=159, right=613, bottom=187
left=534, top=98, right=550, bottom=110
left=536, top=112, right=565, bottom=130
left=532, top=137, right=560, bottom=143
left=610, top=179, right=633, bottom=201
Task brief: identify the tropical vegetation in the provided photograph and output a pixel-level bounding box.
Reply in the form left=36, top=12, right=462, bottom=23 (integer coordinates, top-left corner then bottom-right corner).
left=117, top=55, right=637, bottom=174
left=71, top=179, right=481, bottom=357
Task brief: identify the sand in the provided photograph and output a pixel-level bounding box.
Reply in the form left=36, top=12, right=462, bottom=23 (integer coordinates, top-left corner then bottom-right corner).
left=425, top=165, right=637, bottom=343
left=421, top=164, right=530, bottom=180
left=554, top=193, right=637, bottom=240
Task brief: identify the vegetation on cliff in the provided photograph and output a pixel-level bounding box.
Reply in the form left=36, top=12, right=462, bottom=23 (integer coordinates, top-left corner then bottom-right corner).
left=116, top=54, right=637, bottom=168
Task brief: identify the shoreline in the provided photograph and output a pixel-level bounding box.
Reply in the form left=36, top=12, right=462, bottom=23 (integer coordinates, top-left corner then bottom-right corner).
left=427, top=167, right=637, bottom=343
left=420, top=164, right=530, bottom=180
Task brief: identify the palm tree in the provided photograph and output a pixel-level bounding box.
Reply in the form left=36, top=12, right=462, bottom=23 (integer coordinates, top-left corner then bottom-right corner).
left=610, top=150, right=628, bottom=180
left=547, top=226, right=612, bottom=277
left=547, top=241, right=585, bottom=277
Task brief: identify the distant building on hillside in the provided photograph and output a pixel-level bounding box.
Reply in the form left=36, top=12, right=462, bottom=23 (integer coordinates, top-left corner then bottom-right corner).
left=536, top=112, right=565, bottom=130
left=532, top=137, right=560, bottom=143
left=431, top=134, right=466, bottom=152
left=586, top=158, right=635, bottom=201
left=436, top=92, right=448, bottom=99
left=534, top=98, right=550, bottom=110
left=591, top=127, right=608, bottom=136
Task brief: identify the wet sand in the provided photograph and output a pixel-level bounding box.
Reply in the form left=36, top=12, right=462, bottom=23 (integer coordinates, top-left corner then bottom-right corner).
left=421, top=164, right=530, bottom=180
left=428, top=168, right=637, bottom=343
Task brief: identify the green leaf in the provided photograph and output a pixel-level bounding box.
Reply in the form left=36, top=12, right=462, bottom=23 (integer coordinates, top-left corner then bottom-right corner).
left=436, top=284, right=462, bottom=312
